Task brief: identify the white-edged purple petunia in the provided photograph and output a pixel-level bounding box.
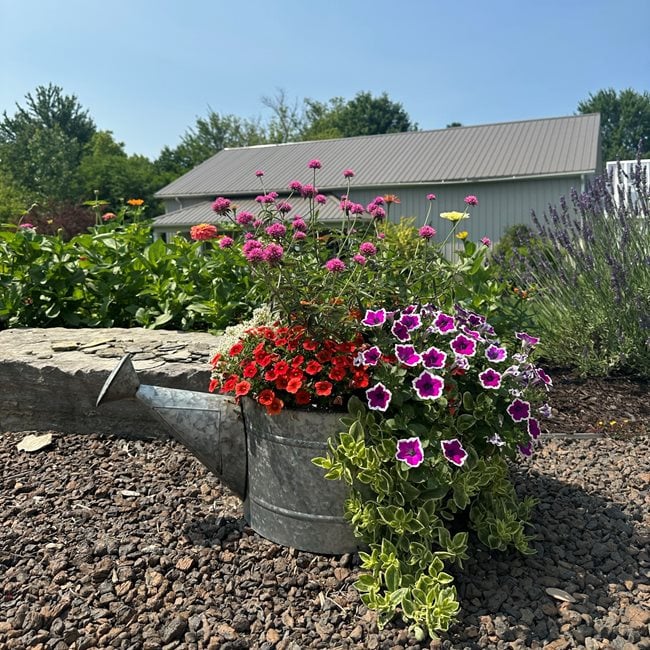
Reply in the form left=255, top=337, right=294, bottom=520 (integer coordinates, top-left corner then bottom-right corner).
left=395, top=437, right=425, bottom=468
left=518, top=441, right=533, bottom=457
left=507, top=398, right=531, bottom=423
left=538, top=403, right=552, bottom=419
left=485, top=344, right=507, bottom=363
left=398, top=312, right=422, bottom=332
left=478, top=368, right=502, bottom=389
left=528, top=417, right=541, bottom=439
left=395, top=344, right=422, bottom=367
left=433, top=312, right=456, bottom=334
left=535, top=368, right=553, bottom=388
left=362, top=346, right=382, bottom=366
left=486, top=433, right=506, bottom=447
left=365, top=383, right=392, bottom=411
left=391, top=320, right=411, bottom=342
left=361, top=308, right=387, bottom=327
left=450, top=333, right=477, bottom=357
left=440, top=438, right=468, bottom=467
left=412, top=370, right=444, bottom=400
left=421, top=346, right=447, bottom=369
left=516, top=331, right=540, bottom=347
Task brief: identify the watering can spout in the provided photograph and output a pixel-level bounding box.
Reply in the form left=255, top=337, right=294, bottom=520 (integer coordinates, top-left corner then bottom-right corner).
left=97, top=354, right=247, bottom=499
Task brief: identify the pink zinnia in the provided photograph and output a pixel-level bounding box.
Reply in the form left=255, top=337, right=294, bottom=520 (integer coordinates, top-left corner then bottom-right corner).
left=464, top=195, right=479, bottom=206
left=325, top=258, right=346, bottom=273
left=102, top=212, right=117, bottom=221
left=419, top=225, right=436, bottom=239
left=190, top=223, right=219, bottom=241
left=308, top=159, right=322, bottom=169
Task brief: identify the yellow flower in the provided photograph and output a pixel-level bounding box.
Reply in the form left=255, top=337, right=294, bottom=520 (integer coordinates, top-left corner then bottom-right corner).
left=440, top=211, right=469, bottom=222
left=127, top=198, right=144, bottom=206
left=456, top=231, right=469, bottom=240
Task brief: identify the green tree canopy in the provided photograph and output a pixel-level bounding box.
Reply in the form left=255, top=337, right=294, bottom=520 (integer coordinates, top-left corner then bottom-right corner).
left=0, top=84, right=96, bottom=200
left=301, top=91, right=417, bottom=140
left=577, top=88, right=650, bottom=161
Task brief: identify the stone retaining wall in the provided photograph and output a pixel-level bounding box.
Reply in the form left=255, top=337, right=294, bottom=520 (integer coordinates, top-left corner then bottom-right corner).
left=0, top=327, right=218, bottom=438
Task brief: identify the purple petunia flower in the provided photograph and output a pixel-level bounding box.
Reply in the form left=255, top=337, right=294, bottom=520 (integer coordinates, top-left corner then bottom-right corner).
left=485, top=344, right=507, bottom=362
left=538, top=403, right=553, bottom=419
left=362, top=346, right=382, bottom=366
left=441, top=439, right=468, bottom=467
left=528, top=418, right=541, bottom=439
left=450, top=334, right=477, bottom=357
left=366, top=383, right=392, bottom=411
left=433, top=312, right=456, bottom=334
left=412, top=371, right=444, bottom=400
left=515, top=331, right=540, bottom=347
left=395, top=344, right=422, bottom=367
left=518, top=442, right=533, bottom=457
left=452, top=355, right=471, bottom=371
left=325, top=258, right=346, bottom=273
left=398, top=313, right=422, bottom=332
left=395, top=437, right=425, bottom=468
left=486, top=433, right=506, bottom=447
left=478, top=368, right=502, bottom=389
left=535, top=368, right=553, bottom=388
left=391, top=321, right=411, bottom=342
left=421, top=346, right=447, bottom=369
left=507, top=398, right=531, bottom=423
left=361, top=308, right=386, bottom=327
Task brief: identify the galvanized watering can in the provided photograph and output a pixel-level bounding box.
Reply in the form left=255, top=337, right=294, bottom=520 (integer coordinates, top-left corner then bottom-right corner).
left=97, top=354, right=362, bottom=555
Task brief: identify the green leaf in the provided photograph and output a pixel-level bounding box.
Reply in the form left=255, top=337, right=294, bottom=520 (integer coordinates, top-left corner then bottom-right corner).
left=462, top=391, right=474, bottom=410
left=456, top=413, right=476, bottom=431
left=384, top=565, right=400, bottom=592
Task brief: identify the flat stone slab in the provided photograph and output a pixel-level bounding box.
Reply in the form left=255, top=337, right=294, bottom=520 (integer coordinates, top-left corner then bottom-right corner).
left=0, top=327, right=218, bottom=439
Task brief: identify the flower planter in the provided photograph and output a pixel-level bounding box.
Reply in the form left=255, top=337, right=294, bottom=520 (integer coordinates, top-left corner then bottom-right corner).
left=97, top=355, right=362, bottom=555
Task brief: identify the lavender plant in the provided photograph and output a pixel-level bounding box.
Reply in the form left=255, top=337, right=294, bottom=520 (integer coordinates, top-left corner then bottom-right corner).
left=513, top=159, right=650, bottom=377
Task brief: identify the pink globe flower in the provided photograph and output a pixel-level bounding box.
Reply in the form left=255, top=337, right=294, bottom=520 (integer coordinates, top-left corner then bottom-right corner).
left=211, top=197, right=231, bottom=214
left=464, top=195, right=479, bottom=206
left=219, top=236, right=234, bottom=248
left=342, top=169, right=355, bottom=178
left=307, top=159, right=322, bottom=169
left=255, top=170, right=264, bottom=177
left=419, top=225, right=436, bottom=239
left=426, top=193, right=437, bottom=201
left=324, top=258, right=346, bottom=273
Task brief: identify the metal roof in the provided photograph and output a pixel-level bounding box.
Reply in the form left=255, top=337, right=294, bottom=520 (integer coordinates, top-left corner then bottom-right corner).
left=153, top=194, right=361, bottom=228
left=155, top=114, right=601, bottom=199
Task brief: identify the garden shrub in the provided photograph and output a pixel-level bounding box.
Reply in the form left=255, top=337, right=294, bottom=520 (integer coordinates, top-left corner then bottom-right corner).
left=507, top=160, right=650, bottom=378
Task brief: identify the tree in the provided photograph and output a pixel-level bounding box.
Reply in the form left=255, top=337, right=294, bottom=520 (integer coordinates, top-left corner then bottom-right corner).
left=262, top=89, right=304, bottom=143
left=301, top=91, right=417, bottom=140
left=155, top=110, right=267, bottom=176
left=0, top=84, right=96, bottom=200
left=577, top=88, right=650, bottom=161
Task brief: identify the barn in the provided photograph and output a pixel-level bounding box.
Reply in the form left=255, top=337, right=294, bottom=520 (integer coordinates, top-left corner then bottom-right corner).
left=153, top=113, right=602, bottom=248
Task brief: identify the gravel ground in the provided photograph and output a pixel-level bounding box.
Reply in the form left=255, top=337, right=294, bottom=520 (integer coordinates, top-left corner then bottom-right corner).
left=2, top=374, right=649, bottom=649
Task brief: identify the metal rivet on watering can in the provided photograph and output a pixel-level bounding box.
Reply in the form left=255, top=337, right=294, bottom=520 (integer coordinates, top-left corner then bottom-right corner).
left=96, top=354, right=247, bottom=499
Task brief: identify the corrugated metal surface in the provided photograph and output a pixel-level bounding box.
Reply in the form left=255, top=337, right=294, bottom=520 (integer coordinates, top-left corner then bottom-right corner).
left=155, top=114, right=601, bottom=198
left=153, top=195, right=361, bottom=228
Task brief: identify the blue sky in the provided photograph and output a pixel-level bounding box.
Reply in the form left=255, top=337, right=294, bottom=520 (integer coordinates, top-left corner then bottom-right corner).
left=1, top=0, right=648, bottom=160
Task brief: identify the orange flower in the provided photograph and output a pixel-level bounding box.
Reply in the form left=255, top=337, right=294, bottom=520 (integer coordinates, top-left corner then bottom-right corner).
left=127, top=198, right=144, bottom=206
left=314, top=381, right=333, bottom=396
left=234, top=380, right=251, bottom=397
left=266, top=397, right=284, bottom=415
left=383, top=194, right=400, bottom=204
left=208, top=378, right=219, bottom=393
left=286, top=377, right=303, bottom=394
left=257, top=389, right=275, bottom=406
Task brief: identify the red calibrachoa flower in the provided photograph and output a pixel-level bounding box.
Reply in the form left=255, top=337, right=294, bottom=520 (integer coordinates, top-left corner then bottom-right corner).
left=211, top=324, right=371, bottom=414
